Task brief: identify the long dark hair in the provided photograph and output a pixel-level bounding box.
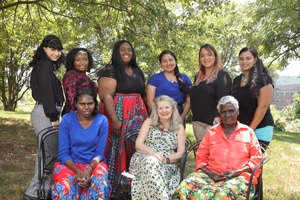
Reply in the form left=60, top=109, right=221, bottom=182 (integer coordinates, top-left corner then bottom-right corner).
left=109, top=40, right=139, bottom=80
left=74, top=88, right=98, bottom=116
left=233, top=47, right=273, bottom=98
left=29, top=35, right=65, bottom=71
left=158, top=50, right=190, bottom=94
left=65, top=48, right=94, bottom=72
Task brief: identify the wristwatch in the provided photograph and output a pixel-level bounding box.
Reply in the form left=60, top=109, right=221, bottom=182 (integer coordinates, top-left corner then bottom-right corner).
left=213, top=120, right=219, bottom=125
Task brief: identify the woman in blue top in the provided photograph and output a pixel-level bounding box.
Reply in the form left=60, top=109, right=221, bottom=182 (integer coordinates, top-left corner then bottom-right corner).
left=52, top=88, right=111, bottom=199
left=147, top=50, right=192, bottom=122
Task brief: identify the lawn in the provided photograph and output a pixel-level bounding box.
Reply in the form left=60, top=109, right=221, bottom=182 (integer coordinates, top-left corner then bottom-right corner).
left=0, top=110, right=299, bottom=200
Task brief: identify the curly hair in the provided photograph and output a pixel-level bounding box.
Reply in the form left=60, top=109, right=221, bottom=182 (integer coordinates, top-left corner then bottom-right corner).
left=74, top=88, right=98, bottom=116
left=158, top=50, right=190, bottom=94
left=65, top=48, right=94, bottom=72
left=150, top=95, right=182, bottom=132
left=29, top=34, right=65, bottom=71
left=194, top=44, right=223, bottom=85
left=235, top=47, right=273, bottom=98
left=217, top=95, right=239, bottom=113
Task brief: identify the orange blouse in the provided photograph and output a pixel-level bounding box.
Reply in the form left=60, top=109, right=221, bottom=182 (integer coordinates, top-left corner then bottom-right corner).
left=196, top=121, right=262, bottom=184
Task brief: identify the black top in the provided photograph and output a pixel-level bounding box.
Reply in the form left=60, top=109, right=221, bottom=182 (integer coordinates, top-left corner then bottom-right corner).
left=98, top=64, right=145, bottom=95
left=190, top=69, right=232, bottom=125
left=232, top=74, right=274, bottom=128
left=30, top=59, right=64, bottom=122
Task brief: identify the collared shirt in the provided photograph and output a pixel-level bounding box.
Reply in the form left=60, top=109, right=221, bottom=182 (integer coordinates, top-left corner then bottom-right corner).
left=196, top=121, right=262, bottom=183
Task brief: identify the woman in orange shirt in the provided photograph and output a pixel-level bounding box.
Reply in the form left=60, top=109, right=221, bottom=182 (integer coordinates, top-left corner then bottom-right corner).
left=172, top=95, right=262, bottom=200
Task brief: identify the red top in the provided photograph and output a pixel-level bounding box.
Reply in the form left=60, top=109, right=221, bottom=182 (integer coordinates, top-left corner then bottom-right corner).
left=62, top=69, right=97, bottom=115
left=196, top=121, right=262, bottom=184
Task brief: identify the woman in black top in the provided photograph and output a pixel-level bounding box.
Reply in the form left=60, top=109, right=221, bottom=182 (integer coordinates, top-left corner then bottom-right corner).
left=232, top=47, right=274, bottom=147
left=190, top=44, right=232, bottom=142
left=97, top=40, right=148, bottom=195
left=23, top=35, right=65, bottom=200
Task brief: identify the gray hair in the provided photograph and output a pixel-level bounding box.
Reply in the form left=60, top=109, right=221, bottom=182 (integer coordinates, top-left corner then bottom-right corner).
left=150, top=95, right=182, bottom=131
left=217, top=95, right=239, bottom=113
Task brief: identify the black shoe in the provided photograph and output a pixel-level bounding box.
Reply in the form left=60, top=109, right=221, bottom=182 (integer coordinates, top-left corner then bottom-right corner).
left=23, top=194, right=37, bottom=200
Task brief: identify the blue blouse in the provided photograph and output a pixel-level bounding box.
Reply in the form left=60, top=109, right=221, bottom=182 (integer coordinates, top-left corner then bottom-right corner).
left=58, top=112, right=108, bottom=164
left=147, top=72, right=192, bottom=104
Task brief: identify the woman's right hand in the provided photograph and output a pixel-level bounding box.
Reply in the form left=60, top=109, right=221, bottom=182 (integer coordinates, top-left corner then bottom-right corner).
left=112, top=119, right=122, bottom=136
left=153, top=152, right=165, bottom=163
left=208, top=171, right=227, bottom=182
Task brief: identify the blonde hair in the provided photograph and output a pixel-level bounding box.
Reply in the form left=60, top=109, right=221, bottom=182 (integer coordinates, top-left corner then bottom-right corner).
left=150, top=95, right=182, bottom=131
left=195, top=44, right=224, bottom=85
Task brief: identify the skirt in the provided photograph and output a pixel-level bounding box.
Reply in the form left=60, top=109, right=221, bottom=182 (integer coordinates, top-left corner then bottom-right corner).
left=99, top=93, right=148, bottom=193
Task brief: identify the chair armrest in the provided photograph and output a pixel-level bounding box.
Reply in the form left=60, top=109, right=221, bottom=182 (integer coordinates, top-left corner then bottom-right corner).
left=180, top=140, right=201, bottom=182
left=246, top=144, right=272, bottom=200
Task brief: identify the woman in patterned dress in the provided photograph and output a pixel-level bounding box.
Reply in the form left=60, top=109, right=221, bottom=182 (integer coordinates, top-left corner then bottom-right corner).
left=172, top=95, right=262, bottom=200
left=129, top=95, right=186, bottom=199
left=62, top=48, right=97, bottom=116
left=97, top=40, right=148, bottom=195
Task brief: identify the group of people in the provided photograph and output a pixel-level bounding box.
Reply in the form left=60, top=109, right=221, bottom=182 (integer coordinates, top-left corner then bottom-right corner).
left=23, top=34, right=274, bottom=200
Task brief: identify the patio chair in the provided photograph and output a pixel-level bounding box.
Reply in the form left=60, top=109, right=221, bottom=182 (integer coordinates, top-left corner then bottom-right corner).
left=246, top=143, right=272, bottom=200
left=179, top=141, right=272, bottom=200
left=115, top=133, right=194, bottom=200
left=37, top=126, right=59, bottom=200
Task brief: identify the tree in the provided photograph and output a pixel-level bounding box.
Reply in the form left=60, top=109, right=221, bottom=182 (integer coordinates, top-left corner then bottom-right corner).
left=292, top=91, right=300, bottom=119
left=242, top=0, right=300, bottom=70
left=0, top=0, right=228, bottom=110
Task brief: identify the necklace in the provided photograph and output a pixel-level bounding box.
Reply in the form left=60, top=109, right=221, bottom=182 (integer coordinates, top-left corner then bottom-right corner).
left=240, top=75, right=248, bottom=87
left=241, top=75, right=248, bottom=82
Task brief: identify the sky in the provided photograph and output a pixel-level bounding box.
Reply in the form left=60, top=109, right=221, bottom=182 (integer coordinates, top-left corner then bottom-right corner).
left=277, top=60, right=300, bottom=76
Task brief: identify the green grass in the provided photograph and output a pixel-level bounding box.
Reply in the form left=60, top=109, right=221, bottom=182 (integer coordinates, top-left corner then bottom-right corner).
left=0, top=114, right=299, bottom=199
left=184, top=124, right=300, bottom=200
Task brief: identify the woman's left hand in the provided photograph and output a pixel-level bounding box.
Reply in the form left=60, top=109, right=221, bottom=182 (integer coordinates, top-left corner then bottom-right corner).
left=221, top=170, right=239, bottom=179
left=77, top=168, right=92, bottom=188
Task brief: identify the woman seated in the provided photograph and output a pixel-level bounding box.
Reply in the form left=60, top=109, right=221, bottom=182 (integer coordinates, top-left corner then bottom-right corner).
left=129, top=95, right=186, bottom=199
left=51, top=88, right=111, bottom=199
left=172, top=95, right=262, bottom=200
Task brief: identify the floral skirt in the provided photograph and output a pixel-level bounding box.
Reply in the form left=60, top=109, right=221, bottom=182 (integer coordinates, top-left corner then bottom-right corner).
left=51, top=162, right=111, bottom=200
left=99, top=93, right=148, bottom=194
left=172, top=172, right=255, bottom=200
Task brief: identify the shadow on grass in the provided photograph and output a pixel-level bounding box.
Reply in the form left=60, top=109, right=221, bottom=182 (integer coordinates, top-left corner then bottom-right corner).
left=273, top=131, right=300, bottom=145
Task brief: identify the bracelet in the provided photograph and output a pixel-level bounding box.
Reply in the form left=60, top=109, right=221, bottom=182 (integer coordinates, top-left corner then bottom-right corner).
left=166, top=157, right=170, bottom=164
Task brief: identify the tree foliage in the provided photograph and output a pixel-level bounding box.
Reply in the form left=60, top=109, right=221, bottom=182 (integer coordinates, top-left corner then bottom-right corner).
left=0, top=0, right=299, bottom=111
left=242, top=0, right=300, bottom=70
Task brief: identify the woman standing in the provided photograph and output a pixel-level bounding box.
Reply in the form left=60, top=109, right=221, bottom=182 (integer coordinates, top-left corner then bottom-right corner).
left=23, top=35, right=65, bottom=200
left=97, top=40, right=148, bottom=194
left=190, top=44, right=232, bottom=141
left=52, top=88, right=111, bottom=199
left=147, top=50, right=192, bottom=123
left=129, top=95, right=186, bottom=199
left=232, top=47, right=274, bottom=147
left=62, top=48, right=97, bottom=116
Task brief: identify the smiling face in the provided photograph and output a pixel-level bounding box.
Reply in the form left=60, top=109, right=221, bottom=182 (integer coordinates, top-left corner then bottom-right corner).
left=239, top=51, right=257, bottom=73
left=75, top=94, right=95, bottom=118
left=43, top=47, right=62, bottom=61
left=160, top=53, right=176, bottom=73
left=74, top=51, right=89, bottom=72
left=199, top=47, right=216, bottom=70
left=157, top=100, right=173, bottom=121
left=119, top=42, right=132, bottom=65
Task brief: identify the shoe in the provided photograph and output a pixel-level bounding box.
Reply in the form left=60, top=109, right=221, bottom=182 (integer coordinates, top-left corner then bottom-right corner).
left=23, top=194, right=37, bottom=200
